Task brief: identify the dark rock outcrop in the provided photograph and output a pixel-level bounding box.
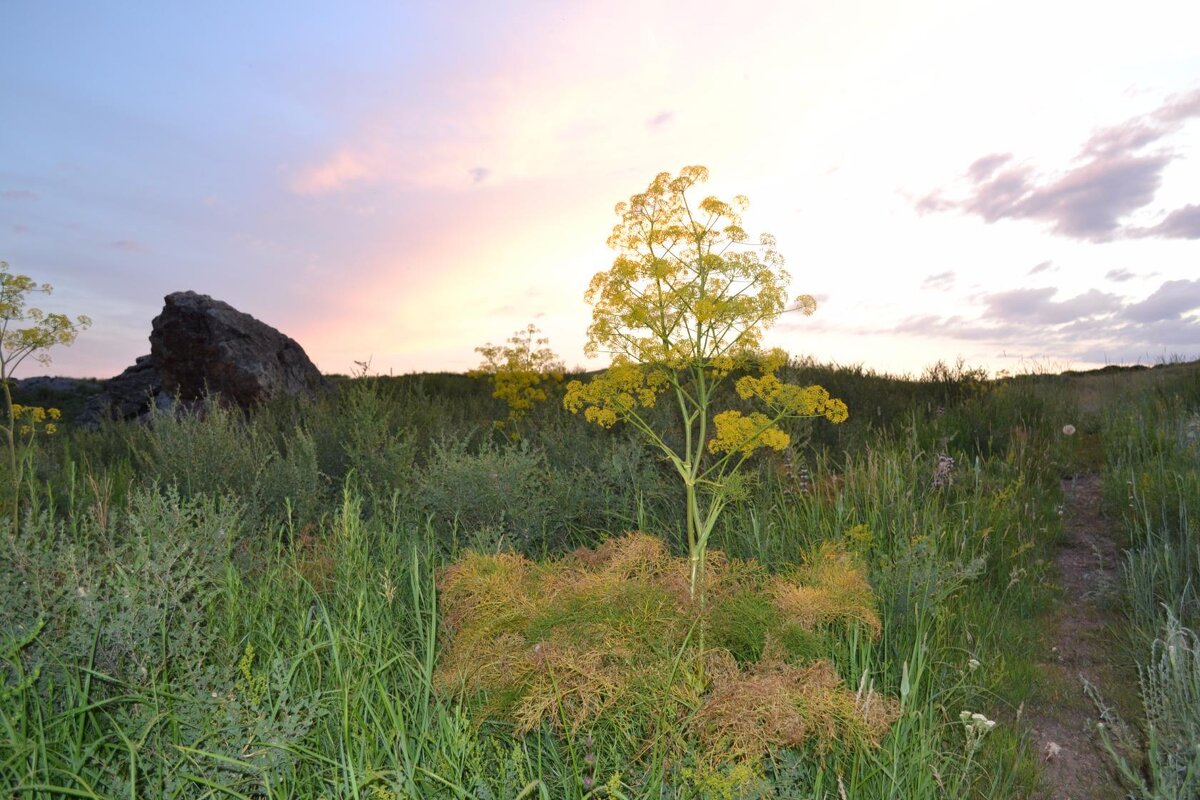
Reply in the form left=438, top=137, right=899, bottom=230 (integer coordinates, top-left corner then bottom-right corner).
left=12, top=376, right=102, bottom=394
left=149, top=291, right=327, bottom=406
left=80, top=355, right=165, bottom=424
left=80, top=291, right=327, bottom=426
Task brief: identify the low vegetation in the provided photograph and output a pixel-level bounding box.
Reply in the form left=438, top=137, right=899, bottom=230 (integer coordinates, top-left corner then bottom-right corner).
left=436, top=534, right=893, bottom=758
left=6, top=352, right=1183, bottom=798
left=1089, top=370, right=1200, bottom=799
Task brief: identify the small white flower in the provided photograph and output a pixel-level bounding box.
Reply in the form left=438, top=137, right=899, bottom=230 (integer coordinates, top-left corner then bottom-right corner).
left=978, top=715, right=996, bottom=730
left=968, top=658, right=981, bottom=671
left=1062, top=424, right=1076, bottom=436
left=961, top=710, right=997, bottom=734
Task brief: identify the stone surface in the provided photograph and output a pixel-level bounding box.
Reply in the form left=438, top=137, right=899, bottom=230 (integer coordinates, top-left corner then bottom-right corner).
left=149, top=291, right=326, bottom=406
left=79, top=291, right=327, bottom=425
left=79, top=355, right=163, bottom=425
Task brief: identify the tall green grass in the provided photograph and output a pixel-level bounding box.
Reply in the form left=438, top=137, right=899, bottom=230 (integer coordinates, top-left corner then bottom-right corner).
left=0, top=361, right=1141, bottom=797
left=1093, top=379, right=1200, bottom=799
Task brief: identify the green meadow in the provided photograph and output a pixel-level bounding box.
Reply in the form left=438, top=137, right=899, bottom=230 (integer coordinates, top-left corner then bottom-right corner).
left=2, top=358, right=1197, bottom=799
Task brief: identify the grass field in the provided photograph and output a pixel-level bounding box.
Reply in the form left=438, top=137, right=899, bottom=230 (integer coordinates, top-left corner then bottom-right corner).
left=1, top=359, right=1197, bottom=799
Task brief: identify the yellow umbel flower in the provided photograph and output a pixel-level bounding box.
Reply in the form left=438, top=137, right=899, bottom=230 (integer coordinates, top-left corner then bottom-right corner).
left=472, top=324, right=563, bottom=437
left=709, top=411, right=790, bottom=456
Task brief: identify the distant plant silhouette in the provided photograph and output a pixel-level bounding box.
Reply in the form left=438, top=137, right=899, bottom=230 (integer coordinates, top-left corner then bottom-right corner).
left=563, top=167, right=847, bottom=600
left=472, top=323, right=563, bottom=439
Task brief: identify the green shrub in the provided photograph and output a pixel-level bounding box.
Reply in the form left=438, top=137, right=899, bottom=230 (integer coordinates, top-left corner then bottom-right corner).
left=139, top=400, right=264, bottom=498
left=419, top=434, right=557, bottom=549
left=1095, top=615, right=1200, bottom=800
left=257, top=425, right=328, bottom=529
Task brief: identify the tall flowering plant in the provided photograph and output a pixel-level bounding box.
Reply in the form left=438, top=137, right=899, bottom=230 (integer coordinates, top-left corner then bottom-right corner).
left=471, top=324, right=563, bottom=440
left=564, top=167, right=847, bottom=601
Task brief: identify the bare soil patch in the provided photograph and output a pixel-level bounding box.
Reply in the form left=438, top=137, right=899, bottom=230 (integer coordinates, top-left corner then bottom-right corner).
left=1028, top=474, right=1124, bottom=800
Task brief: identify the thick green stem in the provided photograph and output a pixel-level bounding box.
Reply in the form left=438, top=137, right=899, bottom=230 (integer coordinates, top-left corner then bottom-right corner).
left=685, top=482, right=713, bottom=608
left=685, top=479, right=708, bottom=676
left=685, top=480, right=699, bottom=590
left=2, top=379, right=19, bottom=536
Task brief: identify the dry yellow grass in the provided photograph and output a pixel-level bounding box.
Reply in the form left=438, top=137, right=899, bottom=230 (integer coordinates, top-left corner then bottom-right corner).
left=771, top=542, right=882, bottom=636
left=434, top=533, right=896, bottom=764
left=694, top=650, right=898, bottom=763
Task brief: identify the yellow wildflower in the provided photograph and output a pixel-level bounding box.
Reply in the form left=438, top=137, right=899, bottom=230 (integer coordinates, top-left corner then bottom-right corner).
left=709, top=411, right=790, bottom=456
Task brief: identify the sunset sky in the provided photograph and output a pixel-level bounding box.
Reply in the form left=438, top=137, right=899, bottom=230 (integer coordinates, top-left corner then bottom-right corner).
left=2, top=1, right=1198, bottom=380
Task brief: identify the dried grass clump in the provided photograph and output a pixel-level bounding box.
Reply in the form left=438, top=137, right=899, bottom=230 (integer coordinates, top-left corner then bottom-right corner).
left=436, top=536, right=680, bottom=732
left=511, top=640, right=631, bottom=732
left=437, top=550, right=539, bottom=633
left=569, top=531, right=670, bottom=578
left=771, top=542, right=882, bottom=636
left=693, top=650, right=899, bottom=763
left=434, top=533, right=895, bottom=761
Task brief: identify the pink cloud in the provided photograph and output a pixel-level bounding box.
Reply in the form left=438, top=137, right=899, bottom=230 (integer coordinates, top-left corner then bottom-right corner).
left=290, top=147, right=375, bottom=194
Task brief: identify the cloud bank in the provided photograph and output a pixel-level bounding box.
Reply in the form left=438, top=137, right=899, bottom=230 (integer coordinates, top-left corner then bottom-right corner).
left=919, top=88, right=1200, bottom=241
left=892, top=277, right=1200, bottom=362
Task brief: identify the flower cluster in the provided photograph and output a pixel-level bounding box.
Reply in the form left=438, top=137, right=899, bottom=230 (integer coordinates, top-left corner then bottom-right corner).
left=472, top=324, right=563, bottom=436
left=735, top=372, right=849, bottom=424
left=563, top=362, right=668, bottom=428
left=563, top=169, right=852, bottom=601
left=10, top=403, right=61, bottom=436
left=960, top=710, right=997, bottom=751
left=932, top=454, right=956, bottom=489
left=585, top=166, right=789, bottom=367
left=708, top=410, right=790, bottom=456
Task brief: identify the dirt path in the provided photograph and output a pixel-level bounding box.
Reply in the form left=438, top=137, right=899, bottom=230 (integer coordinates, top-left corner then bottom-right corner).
left=1027, top=474, right=1124, bottom=800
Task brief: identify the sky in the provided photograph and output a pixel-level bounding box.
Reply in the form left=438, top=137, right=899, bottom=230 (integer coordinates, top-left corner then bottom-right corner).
left=1, top=0, right=1198, bottom=380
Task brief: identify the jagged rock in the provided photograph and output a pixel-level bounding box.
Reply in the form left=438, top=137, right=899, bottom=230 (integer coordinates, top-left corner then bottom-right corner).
left=79, top=291, right=328, bottom=426
left=149, top=291, right=327, bottom=406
